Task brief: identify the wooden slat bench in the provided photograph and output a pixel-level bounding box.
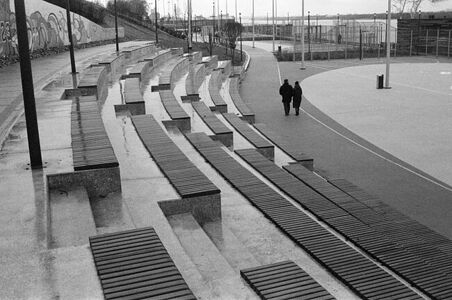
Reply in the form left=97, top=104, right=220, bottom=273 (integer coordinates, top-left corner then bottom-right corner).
left=155, top=57, right=189, bottom=91
left=159, top=90, right=191, bottom=131
left=241, top=261, right=335, bottom=300
left=71, top=96, right=119, bottom=171
left=192, top=102, right=232, bottom=147
left=253, top=123, right=313, bottom=170
left=229, top=77, right=255, bottom=123
left=117, top=78, right=145, bottom=115
left=201, top=55, right=218, bottom=69
left=182, top=64, right=205, bottom=102
left=131, top=115, right=221, bottom=223
left=141, top=49, right=173, bottom=67
left=89, top=227, right=197, bottom=300
left=46, top=96, right=122, bottom=197
left=125, top=61, right=152, bottom=81
left=77, top=66, right=108, bottom=100
left=236, top=148, right=451, bottom=300
left=223, top=113, right=274, bottom=160
left=185, top=132, right=421, bottom=300
left=121, top=43, right=156, bottom=60
left=208, top=70, right=227, bottom=113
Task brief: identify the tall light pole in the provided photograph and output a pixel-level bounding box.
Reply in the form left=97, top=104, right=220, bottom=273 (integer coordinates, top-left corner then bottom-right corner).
left=155, top=0, right=159, bottom=44
left=308, top=11, right=311, bottom=55
left=300, top=0, right=305, bottom=69
left=240, top=12, right=243, bottom=62
left=14, top=0, right=43, bottom=169
left=272, top=0, right=275, bottom=52
left=188, top=0, right=192, bottom=52
left=114, top=0, right=119, bottom=52
left=252, top=0, right=255, bottom=48
left=385, top=0, right=391, bottom=88
left=66, top=0, right=76, bottom=74
left=235, top=0, right=237, bottom=21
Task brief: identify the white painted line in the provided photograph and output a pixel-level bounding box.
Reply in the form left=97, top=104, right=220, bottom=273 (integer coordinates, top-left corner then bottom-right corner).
left=276, top=62, right=452, bottom=193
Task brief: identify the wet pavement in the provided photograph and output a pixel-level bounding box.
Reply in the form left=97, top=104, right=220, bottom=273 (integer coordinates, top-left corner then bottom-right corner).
left=3, top=38, right=448, bottom=299
left=241, top=41, right=452, bottom=240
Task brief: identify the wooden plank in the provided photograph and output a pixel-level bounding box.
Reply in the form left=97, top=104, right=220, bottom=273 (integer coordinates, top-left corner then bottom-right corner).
left=89, top=227, right=196, bottom=300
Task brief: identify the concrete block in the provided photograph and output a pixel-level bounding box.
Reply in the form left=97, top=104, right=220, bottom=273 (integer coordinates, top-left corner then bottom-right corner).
left=257, top=146, right=275, bottom=161
left=211, top=132, right=233, bottom=148
left=47, top=167, right=121, bottom=199
left=158, top=193, right=221, bottom=225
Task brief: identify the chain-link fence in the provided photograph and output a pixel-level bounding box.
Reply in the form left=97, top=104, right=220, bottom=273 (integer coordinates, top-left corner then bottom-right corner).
left=241, top=19, right=452, bottom=60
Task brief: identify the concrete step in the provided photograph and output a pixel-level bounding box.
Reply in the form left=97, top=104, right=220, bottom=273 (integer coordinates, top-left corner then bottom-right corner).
left=49, top=186, right=96, bottom=249
left=203, top=221, right=260, bottom=272
left=168, top=213, right=259, bottom=299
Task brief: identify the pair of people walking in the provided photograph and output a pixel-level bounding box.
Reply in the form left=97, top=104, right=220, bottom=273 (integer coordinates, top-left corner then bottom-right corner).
left=279, top=79, right=302, bottom=116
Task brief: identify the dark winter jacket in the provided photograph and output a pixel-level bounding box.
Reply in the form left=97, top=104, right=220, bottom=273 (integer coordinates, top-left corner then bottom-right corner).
left=279, top=82, right=293, bottom=103
left=293, top=85, right=302, bottom=108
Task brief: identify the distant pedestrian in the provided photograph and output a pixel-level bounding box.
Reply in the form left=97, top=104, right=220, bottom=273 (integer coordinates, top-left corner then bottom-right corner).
left=279, top=79, right=293, bottom=116
left=293, top=81, right=303, bottom=116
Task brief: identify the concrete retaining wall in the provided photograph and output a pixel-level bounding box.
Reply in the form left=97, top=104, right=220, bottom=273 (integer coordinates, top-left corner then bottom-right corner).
left=0, top=0, right=124, bottom=58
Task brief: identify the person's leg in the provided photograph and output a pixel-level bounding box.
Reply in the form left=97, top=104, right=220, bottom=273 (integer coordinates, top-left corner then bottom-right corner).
left=295, top=108, right=299, bottom=115
left=284, top=102, right=290, bottom=115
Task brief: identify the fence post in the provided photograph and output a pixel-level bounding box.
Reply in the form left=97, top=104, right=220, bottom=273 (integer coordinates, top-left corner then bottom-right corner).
left=409, top=30, right=413, bottom=56
left=436, top=28, right=440, bottom=57
left=448, top=30, right=451, bottom=58
left=425, top=29, right=429, bottom=55
left=345, top=24, right=348, bottom=59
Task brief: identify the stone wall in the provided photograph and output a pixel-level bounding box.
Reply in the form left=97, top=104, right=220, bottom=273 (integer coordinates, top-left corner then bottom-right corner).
left=0, top=0, right=124, bottom=58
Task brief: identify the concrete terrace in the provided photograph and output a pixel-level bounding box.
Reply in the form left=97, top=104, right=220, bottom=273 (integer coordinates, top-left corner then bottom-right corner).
left=0, top=38, right=451, bottom=299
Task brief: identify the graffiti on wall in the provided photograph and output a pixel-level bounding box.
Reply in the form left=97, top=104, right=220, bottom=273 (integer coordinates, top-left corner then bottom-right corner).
left=0, top=0, right=113, bottom=57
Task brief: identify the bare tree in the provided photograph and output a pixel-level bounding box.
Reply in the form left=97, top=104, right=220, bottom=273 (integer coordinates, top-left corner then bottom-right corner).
left=393, top=0, right=449, bottom=17
left=223, top=21, right=243, bottom=64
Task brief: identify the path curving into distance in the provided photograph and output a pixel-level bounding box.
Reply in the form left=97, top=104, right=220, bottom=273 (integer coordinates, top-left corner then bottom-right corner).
left=240, top=41, right=452, bottom=240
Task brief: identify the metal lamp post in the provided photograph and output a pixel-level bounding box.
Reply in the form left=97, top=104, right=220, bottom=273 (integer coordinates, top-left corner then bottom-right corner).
left=66, top=0, right=76, bottom=74
left=417, top=10, right=421, bottom=55
left=252, top=0, right=255, bottom=48
left=300, top=0, right=305, bottom=69
left=14, top=0, right=43, bottom=169
left=114, top=0, right=119, bottom=52
left=385, top=0, right=391, bottom=88
left=155, top=0, right=159, bottom=44
left=308, top=11, right=311, bottom=55
left=240, top=12, right=243, bottom=62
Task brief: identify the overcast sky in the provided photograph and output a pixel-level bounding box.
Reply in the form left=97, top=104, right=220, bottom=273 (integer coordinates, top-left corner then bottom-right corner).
left=96, top=0, right=451, bottom=18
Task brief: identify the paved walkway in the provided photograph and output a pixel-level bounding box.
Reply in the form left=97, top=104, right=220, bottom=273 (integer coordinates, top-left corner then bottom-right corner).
left=0, top=41, right=145, bottom=146
left=241, top=41, right=452, bottom=240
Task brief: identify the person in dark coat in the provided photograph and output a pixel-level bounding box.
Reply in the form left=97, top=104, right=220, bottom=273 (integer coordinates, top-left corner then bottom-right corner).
left=293, top=81, right=303, bottom=116
left=279, top=79, right=293, bottom=116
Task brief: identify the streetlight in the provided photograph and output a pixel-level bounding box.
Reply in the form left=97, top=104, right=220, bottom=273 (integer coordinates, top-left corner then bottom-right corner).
left=13, top=0, right=43, bottom=169
left=417, top=10, right=421, bottom=55
left=252, top=0, right=255, bottom=48
left=308, top=11, right=311, bottom=55
left=300, top=0, right=305, bottom=69
left=239, top=12, right=243, bottom=62
left=385, top=0, right=391, bottom=88
left=66, top=0, right=76, bottom=73
left=155, top=0, right=159, bottom=44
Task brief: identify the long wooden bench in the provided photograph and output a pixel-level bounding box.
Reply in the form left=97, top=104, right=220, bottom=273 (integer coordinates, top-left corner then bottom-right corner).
left=208, top=70, right=227, bottom=113
left=236, top=148, right=452, bottom=300
left=156, top=57, right=189, bottom=91
left=159, top=90, right=191, bottom=131
left=241, top=261, right=335, bottom=300
left=120, top=78, right=145, bottom=115
left=223, top=113, right=274, bottom=160
left=253, top=123, right=314, bottom=170
left=329, top=179, right=452, bottom=274
left=77, top=66, right=108, bottom=100
left=182, top=64, right=205, bottom=102
left=185, top=132, right=421, bottom=300
left=229, top=77, right=255, bottom=123
left=121, top=43, right=156, bottom=60
left=201, top=55, right=218, bottom=69
left=89, top=227, right=197, bottom=300
left=71, top=97, right=119, bottom=171
left=132, top=115, right=220, bottom=223
left=141, top=49, right=172, bottom=67
left=125, top=61, right=153, bottom=81
left=192, top=102, right=232, bottom=147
